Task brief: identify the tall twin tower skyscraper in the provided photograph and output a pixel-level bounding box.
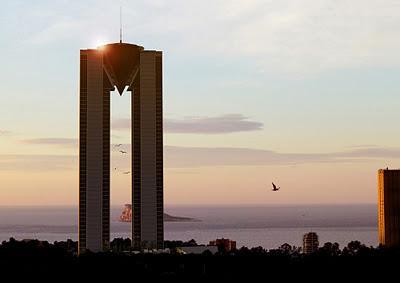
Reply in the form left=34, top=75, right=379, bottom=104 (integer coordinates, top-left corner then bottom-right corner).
left=79, top=42, right=163, bottom=252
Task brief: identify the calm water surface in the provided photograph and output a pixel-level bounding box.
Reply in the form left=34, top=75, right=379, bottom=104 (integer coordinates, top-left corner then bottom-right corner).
left=0, top=205, right=377, bottom=249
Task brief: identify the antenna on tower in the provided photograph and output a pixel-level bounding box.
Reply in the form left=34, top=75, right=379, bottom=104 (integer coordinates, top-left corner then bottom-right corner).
left=119, top=5, right=122, bottom=43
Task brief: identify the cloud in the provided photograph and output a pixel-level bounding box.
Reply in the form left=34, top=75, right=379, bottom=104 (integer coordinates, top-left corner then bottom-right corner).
left=337, top=147, right=400, bottom=159
left=189, top=0, right=400, bottom=73
left=0, top=154, right=76, bottom=171
left=164, top=146, right=400, bottom=168
left=165, top=114, right=263, bottom=134
left=21, top=138, right=130, bottom=149
left=28, top=20, right=81, bottom=45
left=165, top=146, right=338, bottom=168
left=128, top=0, right=400, bottom=73
left=3, top=146, right=400, bottom=171
left=0, top=130, right=12, bottom=136
left=113, top=114, right=263, bottom=134
left=346, top=144, right=379, bottom=149
left=19, top=0, right=400, bottom=74
left=22, top=138, right=77, bottom=147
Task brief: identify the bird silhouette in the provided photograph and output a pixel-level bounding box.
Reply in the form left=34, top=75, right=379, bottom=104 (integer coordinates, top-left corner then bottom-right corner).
left=119, top=150, right=127, bottom=154
left=272, top=182, right=280, bottom=191
left=123, top=171, right=131, bottom=175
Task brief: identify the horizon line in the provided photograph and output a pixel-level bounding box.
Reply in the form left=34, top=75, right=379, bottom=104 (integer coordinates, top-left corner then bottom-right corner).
left=0, top=202, right=377, bottom=208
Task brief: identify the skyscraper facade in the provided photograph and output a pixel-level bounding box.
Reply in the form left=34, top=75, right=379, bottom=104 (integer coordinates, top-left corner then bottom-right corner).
left=378, top=169, right=400, bottom=247
left=79, top=42, right=163, bottom=253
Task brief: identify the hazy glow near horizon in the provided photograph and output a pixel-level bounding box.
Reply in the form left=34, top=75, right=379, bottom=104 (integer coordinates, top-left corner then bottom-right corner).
left=0, top=0, right=400, bottom=205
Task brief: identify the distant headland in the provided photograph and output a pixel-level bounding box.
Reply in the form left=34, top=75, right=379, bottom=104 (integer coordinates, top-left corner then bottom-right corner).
left=119, top=204, right=201, bottom=222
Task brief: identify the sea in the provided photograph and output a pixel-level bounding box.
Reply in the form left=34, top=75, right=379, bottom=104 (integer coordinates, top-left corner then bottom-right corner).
left=0, top=204, right=378, bottom=249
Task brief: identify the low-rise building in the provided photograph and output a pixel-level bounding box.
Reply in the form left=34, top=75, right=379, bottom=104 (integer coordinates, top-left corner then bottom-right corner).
left=209, top=238, right=237, bottom=252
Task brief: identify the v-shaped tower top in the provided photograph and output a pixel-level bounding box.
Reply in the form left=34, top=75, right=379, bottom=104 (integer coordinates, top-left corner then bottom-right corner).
left=102, top=43, right=144, bottom=95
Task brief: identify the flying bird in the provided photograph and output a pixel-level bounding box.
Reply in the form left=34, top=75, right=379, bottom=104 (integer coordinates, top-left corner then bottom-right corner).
left=271, top=182, right=280, bottom=191
left=123, top=171, right=131, bottom=175
left=119, top=150, right=127, bottom=154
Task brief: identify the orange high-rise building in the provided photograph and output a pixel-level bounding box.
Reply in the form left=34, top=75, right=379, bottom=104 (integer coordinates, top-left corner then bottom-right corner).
left=378, top=169, right=400, bottom=247
left=302, top=232, right=319, bottom=254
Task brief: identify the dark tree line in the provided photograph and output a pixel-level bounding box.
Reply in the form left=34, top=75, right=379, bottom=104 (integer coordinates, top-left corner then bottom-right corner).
left=0, top=238, right=399, bottom=280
